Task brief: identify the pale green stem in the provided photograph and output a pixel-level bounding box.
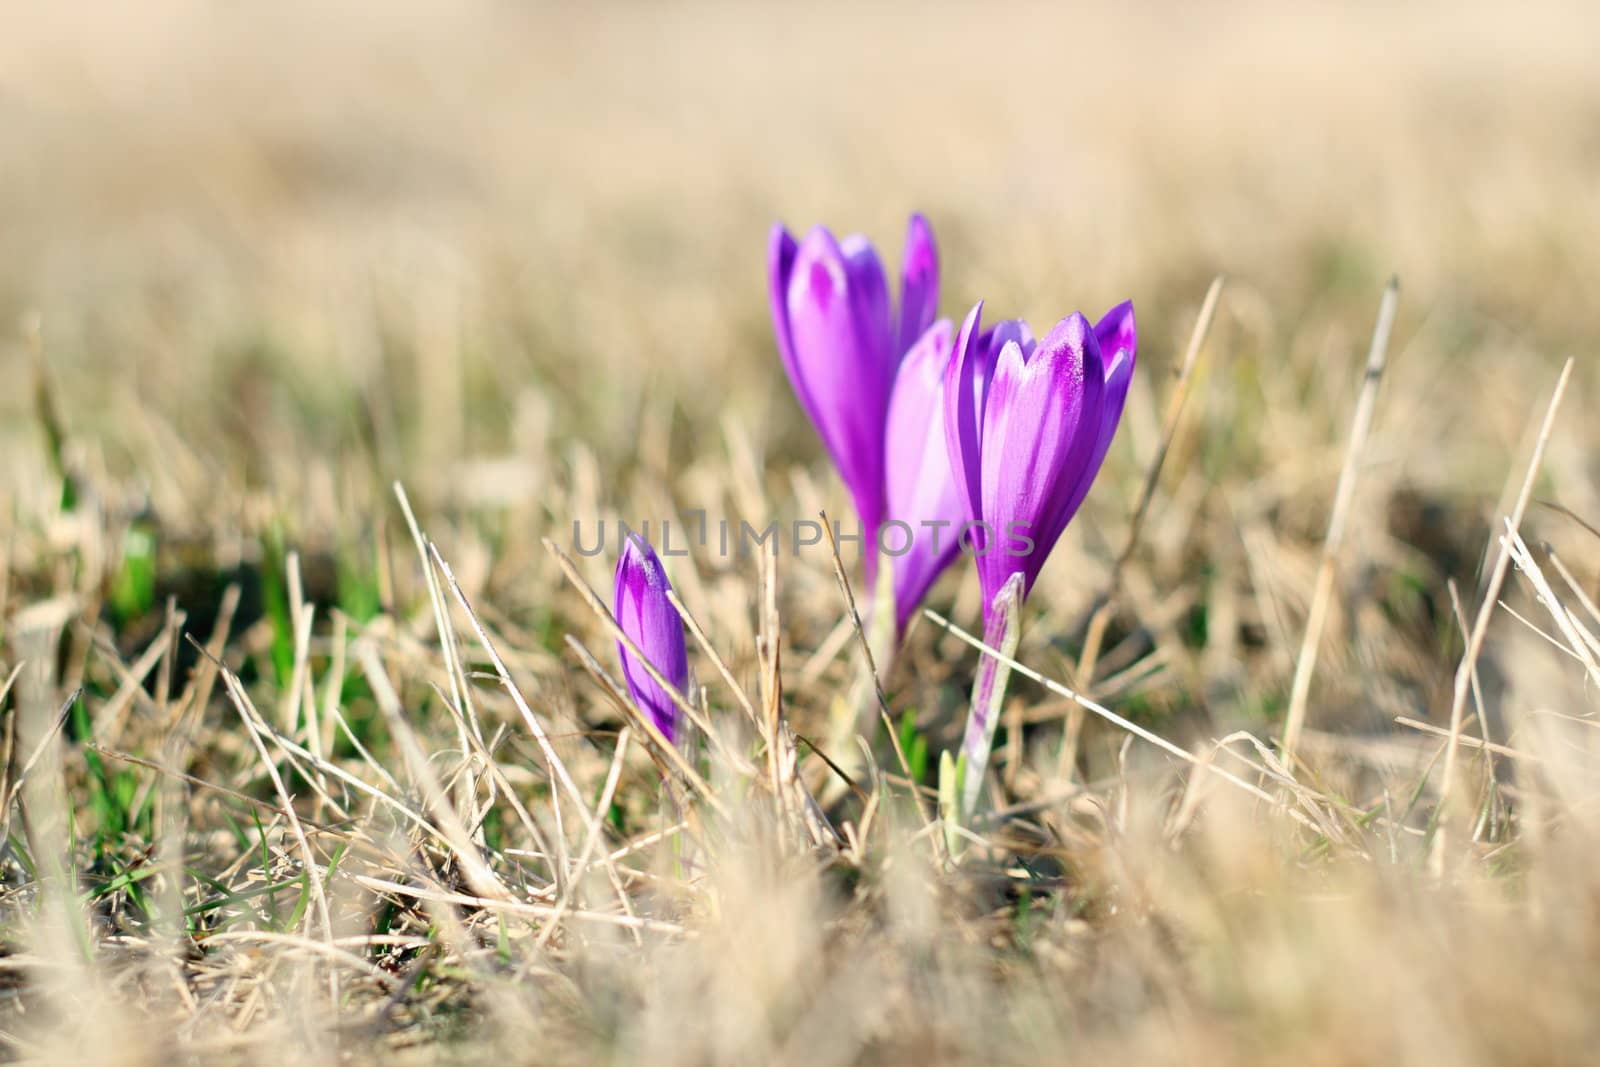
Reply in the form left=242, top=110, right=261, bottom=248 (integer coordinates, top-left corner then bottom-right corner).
left=821, top=552, right=897, bottom=794
left=662, top=725, right=698, bottom=881
left=959, top=573, right=1024, bottom=817
left=864, top=555, right=898, bottom=688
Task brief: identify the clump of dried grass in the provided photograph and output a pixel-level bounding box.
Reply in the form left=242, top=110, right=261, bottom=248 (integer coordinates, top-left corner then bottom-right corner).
left=3, top=289, right=1597, bottom=1064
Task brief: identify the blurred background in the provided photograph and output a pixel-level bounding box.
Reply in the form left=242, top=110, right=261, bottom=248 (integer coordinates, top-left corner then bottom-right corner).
left=1, top=1, right=1597, bottom=742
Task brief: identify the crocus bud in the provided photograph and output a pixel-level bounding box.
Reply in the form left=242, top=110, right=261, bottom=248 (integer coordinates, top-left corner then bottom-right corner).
left=613, top=534, right=689, bottom=744
left=943, top=300, right=1137, bottom=622
left=768, top=213, right=940, bottom=584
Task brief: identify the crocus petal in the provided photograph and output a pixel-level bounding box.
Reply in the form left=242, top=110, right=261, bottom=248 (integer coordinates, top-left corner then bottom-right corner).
left=840, top=233, right=894, bottom=361
left=767, top=224, right=812, bottom=424
left=885, top=318, right=962, bottom=632
left=1030, top=315, right=1108, bottom=570
left=1092, top=300, right=1137, bottom=457
left=1047, top=302, right=1139, bottom=548
left=784, top=227, right=898, bottom=555
left=977, top=313, right=1104, bottom=607
left=942, top=311, right=1033, bottom=526
left=943, top=302, right=990, bottom=529
left=1094, top=299, right=1137, bottom=378
left=981, top=318, right=1036, bottom=363
left=897, top=213, right=939, bottom=356
left=614, top=535, right=689, bottom=743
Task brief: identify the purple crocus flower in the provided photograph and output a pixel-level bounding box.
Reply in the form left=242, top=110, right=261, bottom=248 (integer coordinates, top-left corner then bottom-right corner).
left=943, top=299, right=1137, bottom=621
left=769, top=213, right=939, bottom=584
left=613, top=534, right=689, bottom=744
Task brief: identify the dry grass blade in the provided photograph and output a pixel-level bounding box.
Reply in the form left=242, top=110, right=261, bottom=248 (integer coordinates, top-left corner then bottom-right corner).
left=1281, top=277, right=1401, bottom=760
left=1503, top=530, right=1600, bottom=681
left=91, top=629, right=169, bottom=739
left=200, top=931, right=399, bottom=989
left=1437, top=358, right=1575, bottom=830
left=394, top=485, right=490, bottom=837
left=229, top=703, right=444, bottom=840
left=923, top=606, right=1320, bottom=832
left=280, top=551, right=315, bottom=737
left=562, top=631, right=728, bottom=820
left=355, top=642, right=512, bottom=900
left=818, top=513, right=890, bottom=719
left=0, top=661, right=30, bottom=822
left=425, top=540, right=609, bottom=866
left=170, top=582, right=240, bottom=741
left=1077, top=275, right=1225, bottom=687
left=422, top=681, right=563, bottom=887
left=217, top=668, right=340, bottom=1006
left=1396, top=717, right=1562, bottom=767
left=1549, top=550, right=1600, bottom=619
left=2, top=687, right=77, bottom=829
left=535, top=726, right=635, bottom=950
left=353, top=876, right=685, bottom=935
left=85, top=742, right=357, bottom=836
left=821, top=512, right=944, bottom=865
left=1431, top=577, right=1495, bottom=872
left=667, top=588, right=761, bottom=729
left=756, top=539, right=788, bottom=843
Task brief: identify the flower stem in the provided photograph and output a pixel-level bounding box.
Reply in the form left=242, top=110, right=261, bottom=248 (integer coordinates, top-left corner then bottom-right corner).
left=822, top=553, right=897, bottom=798
left=865, top=555, right=898, bottom=686
left=959, top=573, right=1024, bottom=817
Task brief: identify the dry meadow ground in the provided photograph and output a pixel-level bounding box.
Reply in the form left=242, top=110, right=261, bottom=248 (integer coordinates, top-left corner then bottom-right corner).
left=2, top=2, right=1600, bottom=1063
